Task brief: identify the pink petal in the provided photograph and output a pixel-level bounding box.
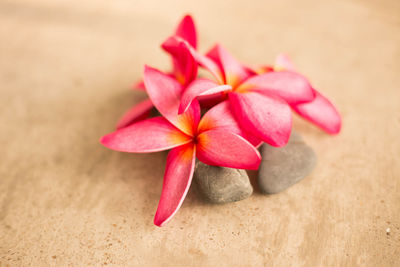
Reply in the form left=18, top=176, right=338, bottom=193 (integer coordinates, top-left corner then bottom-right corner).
left=229, top=91, right=292, bottom=147
left=192, top=50, right=225, bottom=84
left=206, top=44, right=251, bottom=87
left=132, top=80, right=146, bottom=91
left=275, top=53, right=296, bottom=71
left=101, top=117, right=192, bottom=153
left=161, top=38, right=198, bottom=86
left=179, top=78, right=231, bottom=114
left=143, top=66, right=200, bottom=136
left=175, top=15, right=197, bottom=49
left=163, top=36, right=225, bottom=84
left=197, top=94, right=227, bottom=109
left=241, top=63, right=258, bottom=76
left=196, top=129, right=261, bottom=170
left=198, top=101, right=262, bottom=146
left=116, top=99, right=154, bottom=129
left=254, top=65, right=274, bottom=74
left=292, top=89, right=341, bottom=134
left=237, top=71, right=314, bottom=104
left=154, top=143, right=196, bottom=226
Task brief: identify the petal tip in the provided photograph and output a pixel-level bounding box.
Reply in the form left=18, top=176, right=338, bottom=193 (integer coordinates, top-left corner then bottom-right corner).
left=99, top=134, right=110, bottom=147
left=143, top=64, right=155, bottom=74
left=331, top=113, right=342, bottom=135
left=178, top=103, right=187, bottom=115
left=328, top=120, right=342, bottom=135
left=153, top=216, right=165, bottom=227
left=274, top=139, right=289, bottom=148
left=270, top=129, right=292, bottom=148
left=182, top=14, right=194, bottom=21
left=249, top=154, right=262, bottom=170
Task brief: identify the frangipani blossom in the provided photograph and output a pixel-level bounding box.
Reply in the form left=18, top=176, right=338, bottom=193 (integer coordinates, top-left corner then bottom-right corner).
left=265, top=54, right=341, bottom=134
left=101, top=66, right=261, bottom=226
left=117, top=15, right=198, bottom=129
left=101, top=14, right=343, bottom=228
left=179, top=43, right=314, bottom=147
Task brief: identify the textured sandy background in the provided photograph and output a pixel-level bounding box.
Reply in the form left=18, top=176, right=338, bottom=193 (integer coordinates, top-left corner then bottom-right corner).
left=0, top=0, right=399, bottom=266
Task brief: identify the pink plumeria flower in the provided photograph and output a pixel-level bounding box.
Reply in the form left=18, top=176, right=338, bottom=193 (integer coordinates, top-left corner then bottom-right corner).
left=101, top=66, right=261, bottom=226
left=178, top=43, right=314, bottom=147
left=272, top=54, right=341, bottom=134
left=117, top=15, right=198, bottom=129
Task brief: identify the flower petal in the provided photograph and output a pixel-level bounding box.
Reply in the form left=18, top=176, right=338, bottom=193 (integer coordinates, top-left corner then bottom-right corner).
left=179, top=78, right=231, bottom=114
left=143, top=66, right=200, bottom=136
left=275, top=53, right=296, bottom=71
left=132, top=80, right=146, bottom=91
left=161, top=37, right=198, bottom=86
left=192, top=51, right=225, bottom=84
left=116, top=99, right=154, bottom=129
left=175, top=15, right=197, bottom=49
left=229, top=91, right=292, bottom=147
left=206, top=44, right=251, bottom=87
left=236, top=71, right=314, bottom=104
left=254, top=65, right=274, bottom=75
left=101, top=117, right=191, bottom=153
left=241, top=63, right=258, bottom=76
left=196, top=129, right=261, bottom=170
left=163, top=36, right=224, bottom=84
left=292, top=89, right=341, bottom=134
left=198, top=101, right=262, bottom=146
left=154, top=143, right=196, bottom=226
left=197, top=94, right=227, bottom=109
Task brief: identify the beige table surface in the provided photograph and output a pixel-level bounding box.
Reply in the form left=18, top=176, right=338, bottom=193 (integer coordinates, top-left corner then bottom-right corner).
left=1, top=0, right=399, bottom=266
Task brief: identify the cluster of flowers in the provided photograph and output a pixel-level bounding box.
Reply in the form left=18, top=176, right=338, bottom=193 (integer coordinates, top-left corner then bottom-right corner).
left=101, top=15, right=341, bottom=226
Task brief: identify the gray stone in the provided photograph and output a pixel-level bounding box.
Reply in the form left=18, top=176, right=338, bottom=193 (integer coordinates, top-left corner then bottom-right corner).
left=258, top=131, right=317, bottom=194
left=194, top=161, right=253, bottom=203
